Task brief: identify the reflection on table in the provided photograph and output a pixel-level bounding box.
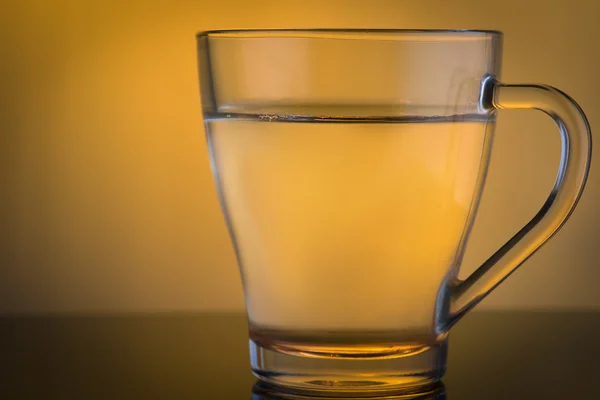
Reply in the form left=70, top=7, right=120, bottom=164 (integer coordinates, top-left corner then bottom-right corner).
left=251, top=381, right=446, bottom=399
left=0, top=312, right=598, bottom=399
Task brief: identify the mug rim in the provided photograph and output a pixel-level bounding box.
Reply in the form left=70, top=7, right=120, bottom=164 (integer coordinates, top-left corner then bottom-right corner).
left=197, top=28, right=503, bottom=38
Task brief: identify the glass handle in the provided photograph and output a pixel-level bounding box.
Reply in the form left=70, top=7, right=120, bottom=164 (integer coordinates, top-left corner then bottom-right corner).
left=448, top=79, right=592, bottom=326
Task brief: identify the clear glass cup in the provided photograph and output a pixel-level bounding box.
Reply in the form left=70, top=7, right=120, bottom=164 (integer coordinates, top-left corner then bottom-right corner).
left=197, top=29, right=591, bottom=396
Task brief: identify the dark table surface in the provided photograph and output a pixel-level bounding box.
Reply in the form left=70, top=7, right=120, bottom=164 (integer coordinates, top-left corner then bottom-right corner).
left=1, top=311, right=599, bottom=399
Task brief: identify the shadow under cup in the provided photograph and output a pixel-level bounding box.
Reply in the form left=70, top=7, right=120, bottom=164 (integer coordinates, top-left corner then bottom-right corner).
left=197, top=29, right=591, bottom=395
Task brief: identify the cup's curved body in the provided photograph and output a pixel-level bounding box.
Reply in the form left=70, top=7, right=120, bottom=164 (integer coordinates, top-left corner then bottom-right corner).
left=197, top=30, right=591, bottom=396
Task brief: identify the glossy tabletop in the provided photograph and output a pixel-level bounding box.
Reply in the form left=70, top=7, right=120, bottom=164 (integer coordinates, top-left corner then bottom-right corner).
left=1, top=311, right=599, bottom=399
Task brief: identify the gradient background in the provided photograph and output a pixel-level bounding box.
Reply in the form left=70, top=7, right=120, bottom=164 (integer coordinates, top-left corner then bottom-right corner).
left=0, top=0, right=598, bottom=314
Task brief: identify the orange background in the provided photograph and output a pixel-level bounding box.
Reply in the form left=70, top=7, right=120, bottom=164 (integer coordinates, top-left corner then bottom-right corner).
left=1, top=0, right=598, bottom=313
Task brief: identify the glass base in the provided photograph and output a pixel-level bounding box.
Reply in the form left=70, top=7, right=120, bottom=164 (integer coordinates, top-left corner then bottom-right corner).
left=250, top=339, right=447, bottom=397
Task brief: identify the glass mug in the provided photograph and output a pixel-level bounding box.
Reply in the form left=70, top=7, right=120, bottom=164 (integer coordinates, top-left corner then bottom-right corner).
left=197, top=29, right=591, bottom=395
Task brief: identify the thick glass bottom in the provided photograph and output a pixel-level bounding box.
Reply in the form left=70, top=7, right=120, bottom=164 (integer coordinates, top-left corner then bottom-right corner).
left=250, top=339, right=447, bottom=397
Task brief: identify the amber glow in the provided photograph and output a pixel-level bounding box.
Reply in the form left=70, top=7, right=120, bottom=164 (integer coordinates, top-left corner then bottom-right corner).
left=0, top=0, right=598, bottom=313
